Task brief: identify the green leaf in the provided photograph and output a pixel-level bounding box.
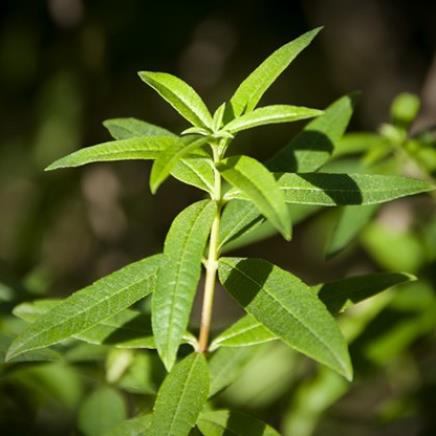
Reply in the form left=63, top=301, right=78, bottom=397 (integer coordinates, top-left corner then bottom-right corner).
left=390, top=92, right=420, bottom=128
left=138, top=71, right=213, bottom=129
left=149, top=136, right=208, bottom=193
left=228, top=27, right=322, bottom=118
left=268, top=93, right=356, bottom=172
left=333, top=132, right=389, bottom=158
left=197, top=410, right=280, bottom=436
left=104, top=414, right=151, bottom=436
left=150, top=353, right=209, bottom=436
left=326, top=204, right=379, bottom=258
left=219, top=156, right=291, bottom=240
left=212, top=271, right=414, bottom=350
left=152, top=201, right=216, bottom=370
left=314, top=272, right=416, bottom=315
left=228, top=173, right=435, bottom=206
left=218, top=257, right=352, bottom=379
left=208, top=346, right=262, bottom=396
left=6, top=254, right=163, bottom=361
left=103, top=117, right=174, bottom=139
left=209, top=314, right=276, bottom=351
left=78, top=386, right=127, bottom=436
left=224, top=105, right=322, bottom=133
left=45, top=136, right=179, bottom=171
left=171, top=155, right=215, bottom=193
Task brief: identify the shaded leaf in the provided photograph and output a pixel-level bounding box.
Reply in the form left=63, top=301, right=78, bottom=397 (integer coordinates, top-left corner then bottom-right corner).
left=138, top=71, right=213, bottom=128
left=197, top=410, right=279, bottom=436
left=218, top=257, right=352, bottom=379
left=228, top=27, right=322, bottom=117
left=6, top=254, right=163, bottom=360
left=152, top=201, right=216, bottom=370
left=150, top=353, right=209, bottom=436
left=219, top=156, right=291, bottom=239
left=268, top=93, right=356, bottom=172
left=224, top=105, right=322, bottom=133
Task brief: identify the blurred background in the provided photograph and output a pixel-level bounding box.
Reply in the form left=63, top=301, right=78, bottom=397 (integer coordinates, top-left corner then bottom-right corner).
left=1, top=1, right=436, bottom=435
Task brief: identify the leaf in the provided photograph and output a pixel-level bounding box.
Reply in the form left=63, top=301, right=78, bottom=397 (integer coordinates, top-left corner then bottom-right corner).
left=6, top=254, right=163, bottom=361
left=268, top=93, right=356, bottom=172
left=104, top=414, right=151, bottom=436
left=228, top=27, right=322, bottom=118
left=218, top=257, right=352, bottom=379
left=138, top=71, right=213, bottom=129
left=333, top=132, right=389, bottom=158
left=78, top=387, right=127, bottom=436
left=150, top=353, right=209, bottom=436
left=224, top=105, right=322, bottom=133
left=227, top=173, right=435, bottom=206
left=209, top=314, right=276, bottom=351
left=314, top=272, right=416, bottom=315
left=45, top=136, right=179, bottom=171
left=149, top=136, right=208, bottom=193
left=171, top=155, right=215, bottom=193
left=197, top=410, right=280, bottom=436
left=103, top=117, right=174, bottom=139
left=212, top=271, right=414, bottom=350
left=326, top=204, right=379, bottom=258
left=219, top=155, right=291, bottom=240
left=208, top=346, right=262, bottom=396
left=152, top=200, right=216, bottom=370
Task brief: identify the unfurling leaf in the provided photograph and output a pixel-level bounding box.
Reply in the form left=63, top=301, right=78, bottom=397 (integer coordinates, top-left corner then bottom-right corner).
left=218, top=257, right=352, bottom=379
left=152, top=200, right=216, bottom=370
left=219, top=155, right=291, bottom=240
left=150, top=353, right=209, bottom=436
left=138, top=71, right=213, bottom=129
left=6, top=254, right=163, bottom=361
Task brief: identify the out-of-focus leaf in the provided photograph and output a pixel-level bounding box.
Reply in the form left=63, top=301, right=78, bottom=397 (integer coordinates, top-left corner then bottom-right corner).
left=218, top=257, right=352, bottom=379
left=103, top=117, right=174, bottom=139
left=219, top=156, right=291, bottom=239
left=390, top=92, right=420, bottom=128
left=150, top=353, right=209, bottom=436
left=224, top=105, right=322, bottom=133
left=78, top=386, right=127, bottom=436
left=152, top=201, right=216, bottom=370
left=268, top=93, right=356, bottom=172
left=333, top=132, right=390, bottom=158
left=227, top=27, right=322, bottom=117
left=138, top=71, right=213, bottom=129
left=326, top=204, right=379, bottom=258
left=6, top=254, right=163, bottom=361
left=104, top=414, right=152, bottom=436
left=197, top=410, right=280, bottom=436
left=208, top=346, right=262, bottom=396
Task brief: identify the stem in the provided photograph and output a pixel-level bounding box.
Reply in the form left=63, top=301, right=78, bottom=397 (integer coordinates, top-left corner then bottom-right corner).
left=198, top=147, right=222, bottom=352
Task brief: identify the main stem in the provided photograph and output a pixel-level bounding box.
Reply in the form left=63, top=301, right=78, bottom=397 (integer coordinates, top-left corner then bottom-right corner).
left=198, top=147, right=222, bottom=353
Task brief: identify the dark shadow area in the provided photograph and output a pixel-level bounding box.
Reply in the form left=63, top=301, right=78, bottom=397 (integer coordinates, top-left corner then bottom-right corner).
left=102, top=312, right=152, bottom=345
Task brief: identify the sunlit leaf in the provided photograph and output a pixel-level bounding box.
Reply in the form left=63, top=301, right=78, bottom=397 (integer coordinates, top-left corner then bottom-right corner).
left=103, top=117, right=174, bottom=139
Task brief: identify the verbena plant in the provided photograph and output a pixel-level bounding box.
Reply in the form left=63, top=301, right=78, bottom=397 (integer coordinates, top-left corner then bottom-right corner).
left=6, top=28, right=435, bottom=435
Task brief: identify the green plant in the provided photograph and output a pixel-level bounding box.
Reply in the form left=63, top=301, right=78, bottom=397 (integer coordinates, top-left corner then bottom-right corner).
left=5, top=28, right=435, bottom=435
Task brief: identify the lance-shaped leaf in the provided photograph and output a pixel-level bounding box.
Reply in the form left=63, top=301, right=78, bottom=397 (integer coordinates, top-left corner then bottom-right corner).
left=13, top=299, right=197, bottom=350
left=326, top=204, right=379, bottom=258
left=228, top=27, right=322, bottom=118
left=149, top=136, right=208, bottom=193
left=219, top=156, right=291, bottom=240
left=208, top=346, right=262, bottom=396
left=150, top=353, right=209, bottom=436
left=103, top=117, right=175, bottom=139
left=105, top=414, right=152, bottom=436
left=213, top=271, right=414, bottom=349
left=197, top=410, right=280, bottom=436
left=171, top=155, right=215, bottom=194
left=268, top=93, right=356, bottom=172
left=45, top=136, right=179, bottom=171
left=138, top=71, right=213, bottom=129
left=224, top=105, right=322, bottom=133
left=152, top=200, right=216, bottom=370
left=6, top=254, right=163, bottom=361
left=333, top=132, right=389, bottom=158
left=227, top=173, right=435, bottom=206
left=218, top=257, right=352, bottom=379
